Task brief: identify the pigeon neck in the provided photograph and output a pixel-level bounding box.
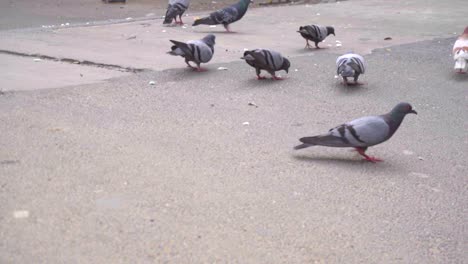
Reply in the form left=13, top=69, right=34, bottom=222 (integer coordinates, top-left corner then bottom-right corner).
left=386, top=111, right=406, bottom=135
left=238, top=0, right=251, bottom=11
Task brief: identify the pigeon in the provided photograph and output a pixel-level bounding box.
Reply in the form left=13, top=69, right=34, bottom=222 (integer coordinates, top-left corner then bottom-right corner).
left=336, top=53, right=366, bottom=85
left=453, top=26, right=468, bottom=74
left=294, top=102, right=417, bottom=162
left=297, top=25, right=335, bottom=49
left=192, top=0, right=253, bottom=32
left=241, top=49, right=290, bottom=80
left=167, top=34, right=216, bottom=71
left=163, top=0, right=190, bottom=25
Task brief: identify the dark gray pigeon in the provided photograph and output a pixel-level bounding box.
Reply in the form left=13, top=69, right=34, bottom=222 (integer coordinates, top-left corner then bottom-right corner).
left=294, top=103, right=417, bottom=162
left=297, top=25, right=335, bottom=49
left=163, top=0, right=190, bottom=25
left=192, top=0, right=253, bottom=32
left=167, top=34, right=216, bottom=71
left=336, top=53, right=366, bottom=85
left=241, top=49, right=290, bottom=80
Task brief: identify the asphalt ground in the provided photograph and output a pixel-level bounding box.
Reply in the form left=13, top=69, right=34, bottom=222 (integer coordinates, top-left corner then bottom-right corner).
left=1, top=36, right=466, bottom=262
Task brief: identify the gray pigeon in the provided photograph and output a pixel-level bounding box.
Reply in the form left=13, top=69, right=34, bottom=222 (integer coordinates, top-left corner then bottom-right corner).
left=163, top=0, right=190, bottom=25
left=294, top=103, right=417, bottom=162
left=297, top=25, right=335, bottom=49
left=167, top=34, right=216, bottom=71
left=241, top=49, right=290, bottom=80
left=336, top=53, right=366, bottom=85
left=192, top=0, right=253, bottom=32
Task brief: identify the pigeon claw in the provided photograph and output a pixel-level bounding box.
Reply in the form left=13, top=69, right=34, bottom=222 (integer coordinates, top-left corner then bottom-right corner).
left=256, top=75, right=267, bottom=80
left=362, top=156, right=383, bottom=163
left=272, top=76, right=284, bottom=80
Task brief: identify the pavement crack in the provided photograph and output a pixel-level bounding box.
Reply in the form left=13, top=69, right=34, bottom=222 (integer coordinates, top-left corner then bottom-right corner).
left=0, top=49, right=147, bottom=73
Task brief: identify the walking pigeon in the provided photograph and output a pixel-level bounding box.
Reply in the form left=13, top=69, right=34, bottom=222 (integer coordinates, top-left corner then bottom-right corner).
left=163, top=0, right=190, bottom=25
left=453, top=26, right=468, bottom=74
left=192, top=0, right=253, bottom=32
left=294, top=102, right=417, bottom=162
left=167, top=34, right=216, bottom=71
left=336, top=53, right=366, bottom=85
left=297, top=25, right=335, bottom=49
left=241, top=49, right=290, bottom=80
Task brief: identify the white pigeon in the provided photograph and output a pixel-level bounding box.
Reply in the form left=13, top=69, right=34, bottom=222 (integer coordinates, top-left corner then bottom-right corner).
left=453, top=26, right=468, bottom=73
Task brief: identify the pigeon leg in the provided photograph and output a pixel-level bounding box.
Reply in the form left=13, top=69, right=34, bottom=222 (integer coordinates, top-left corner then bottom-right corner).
left=195, top=63, right=207, bottom=72
left=342, top=77, right=349, bottom=85
left=355, top=147, right=383, bottom=163
left=185, top=60, right=197, bottom=70
left=272, top=75, right=284, bottom=80
left=256, top=68, right=266, bottom=80
left=178, top=15, right=184, bottom=25
left=305, top=40, right=311, bottom=49
left=315, top=42, right=320, bottom=49
left=353, top=75, right=364, bottom=85
left=223, top=24, right=234, bottom=33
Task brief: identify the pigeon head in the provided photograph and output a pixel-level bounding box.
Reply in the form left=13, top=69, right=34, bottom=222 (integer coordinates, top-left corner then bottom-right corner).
left=338, top=64, right=354, bottom=77
left=281, top=58, right=291, bottom=73
left=326, top=26, right=335, bottom=36
left=202, top=34, right=216, bottom=48
left=391, top=102, right=417, bottom=118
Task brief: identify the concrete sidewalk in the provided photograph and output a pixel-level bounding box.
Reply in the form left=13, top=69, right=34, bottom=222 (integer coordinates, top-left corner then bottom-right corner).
left=1, top=0, right=466, bottom=91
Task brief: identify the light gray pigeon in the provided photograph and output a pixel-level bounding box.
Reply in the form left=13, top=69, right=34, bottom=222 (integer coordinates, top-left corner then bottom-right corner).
left=167, top=34, right=216, bottom=71
left=294, top=102, right=417, bottom=162
left=297, top=25, right=335, bottom=49
left=336, top=53, right=366, bottom=85
left=192, top=0, right=253, bottom=32
left=163, top=0, right=190, bottom=25
left=241, top=49, right=290, bottom=80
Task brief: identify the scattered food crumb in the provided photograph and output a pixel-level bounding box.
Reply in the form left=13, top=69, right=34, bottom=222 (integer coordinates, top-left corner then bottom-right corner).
left=242, top=122, right=250, bottom=126
left=13, top=210, right=29, bottom=219
left=334, top=75, right=339, bottom=79
left=125, top=17, right=133, bottom=20
left=243, top=48, right=249, bottom=51
left=384, top=37, right=392, bottom=40
left=217, top=67, right=228, bottom=71
left=336, top=43, right=342, bottom=47
left=294, top=69, right=298, bottom=72
left=248, top=102, right=258, bottom=107
left=149, top=81, right=156, bottom=85
left=418, top=156, right=424, bottom=161
left=209, top=25, right=217, bottom=28
left=162, top=30, right=167, bottom=33
left=403, top=150, right=414, bottom=155
left=33, top=58, right=42, bottom=62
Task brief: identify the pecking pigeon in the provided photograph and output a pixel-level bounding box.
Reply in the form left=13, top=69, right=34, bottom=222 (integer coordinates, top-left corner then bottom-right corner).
left=453, top=26, right=468, bottom=74
left=294, top=102, right=417, bottom=162
left=192, top=0, right=253, bottom=32
left=163, top=0, right=190, bottom=25
left=297, top=25, right=335, bottom=49
left=241, top=49, right=290, bottom=80
left=167, top=34, right=216, bottom=71
left=336, top=53, right=366, bottom=85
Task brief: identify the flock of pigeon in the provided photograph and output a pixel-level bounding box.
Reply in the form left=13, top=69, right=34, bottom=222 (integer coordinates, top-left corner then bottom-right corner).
left=163, top=0, right=467, bottom=162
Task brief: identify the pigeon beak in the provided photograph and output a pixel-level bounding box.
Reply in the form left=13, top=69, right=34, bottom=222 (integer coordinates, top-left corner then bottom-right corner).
left=410, top=109, right=417, bottom=115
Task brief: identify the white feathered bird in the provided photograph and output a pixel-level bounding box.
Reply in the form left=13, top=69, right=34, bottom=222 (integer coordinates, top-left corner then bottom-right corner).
left=453, top=26, right=468, bottom=73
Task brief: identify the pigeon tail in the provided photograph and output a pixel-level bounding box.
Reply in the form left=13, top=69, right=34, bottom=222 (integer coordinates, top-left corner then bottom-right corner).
left=293, top=143, right=314, bottom=150
left=299, top=135, right=349, bottom=148
left=192, top=16, right=215, bottom=26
